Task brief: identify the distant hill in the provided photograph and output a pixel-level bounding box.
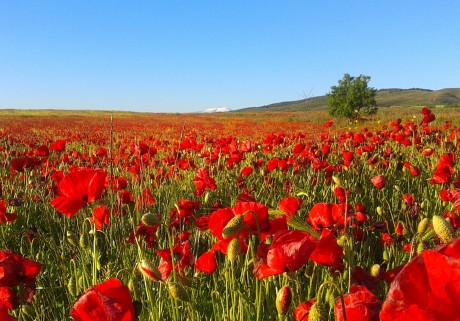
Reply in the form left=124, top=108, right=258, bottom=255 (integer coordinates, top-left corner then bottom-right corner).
left=237, top=88, right=460, bottom=112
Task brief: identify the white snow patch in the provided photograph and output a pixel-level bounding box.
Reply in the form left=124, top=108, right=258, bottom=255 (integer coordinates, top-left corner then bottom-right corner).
left=202, top=107, right=231, bottom=113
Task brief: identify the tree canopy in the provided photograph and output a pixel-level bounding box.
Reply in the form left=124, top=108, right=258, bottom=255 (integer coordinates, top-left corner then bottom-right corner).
left=327, top=74, right=377, bottom=118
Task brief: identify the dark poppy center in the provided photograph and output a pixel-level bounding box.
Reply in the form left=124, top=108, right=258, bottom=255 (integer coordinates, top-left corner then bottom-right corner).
left=83, top=195, right=88, bottom=202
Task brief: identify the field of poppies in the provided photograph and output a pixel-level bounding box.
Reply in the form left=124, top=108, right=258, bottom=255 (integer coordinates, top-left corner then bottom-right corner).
left=1, top=107, right=460, bottom=320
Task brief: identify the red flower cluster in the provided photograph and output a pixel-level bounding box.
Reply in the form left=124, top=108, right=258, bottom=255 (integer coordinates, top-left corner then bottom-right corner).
left=71, top=278, right=135, bottom=321
left=193, top=167, right=217, bottom=196
left=335, top=285, right=382, bottom=321
left=0, top=250, right=41, bottom=319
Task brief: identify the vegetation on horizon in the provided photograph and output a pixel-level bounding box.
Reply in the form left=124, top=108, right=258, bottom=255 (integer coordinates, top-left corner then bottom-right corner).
left=327, top=74, right=377, bottom=119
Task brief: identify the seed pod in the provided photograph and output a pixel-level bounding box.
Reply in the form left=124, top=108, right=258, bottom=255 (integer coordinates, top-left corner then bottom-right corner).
left=276, top=285, right=292, bottom=316
left=370, top=264, right=381, bottom=278
left=167, top=281, right=190, bottom=302
left=67, top=276, right=77, bottom=296
left=139, top=260, right=162, bottom=281
left=66, top=231, right=79, bottom=247
left=326, top=290, right=336, bottom=309
left=417, top=242, right=425, bottom=254
left=336, top=235, right=348, bottom=247
left=308, top=302, right=325, bottom=321
left=432, top=215, right=454, bottom=243
left=417, top=218, right=430, bottom=235
left=227, top=237, right=241, bottom=262
left=141, top=213, right=160, bottom=226
left=222, top=215, right=244, bottom=239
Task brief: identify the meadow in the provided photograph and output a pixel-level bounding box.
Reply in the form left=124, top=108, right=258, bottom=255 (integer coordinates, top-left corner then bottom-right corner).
left=1, top=106, right=460, bottom=320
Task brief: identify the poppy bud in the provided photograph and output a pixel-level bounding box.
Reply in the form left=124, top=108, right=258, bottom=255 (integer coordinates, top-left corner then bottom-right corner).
left=432, top=215, right=454, bottom=243
left=66, top=231, right=78, bottom=247
left=276, top=285, right=292, bottom=316
left=417, top=242, right=425, bottom=254
left=167, top=281, right=190, bottom=302
left=326, top=290, right=336, bottom=309
left=376, top=206, right=383, bottom=216
left=383, top=250, right=389, bottom=262
left=371, top=174, right=386, bottom=189
left=421, top=228, right=436, bottom=242
left=402, top=228, right=411, bottom=239
left=227, top=237, right=241, bottom=262
left=222, top=215, right=244, bottom=239
left=141, top=213, right=160, bottom=226
left=21, top=305, right=35, bottom=318
left=308, top=302, right=325, bottom=321
left=370, top=264, right=381, bottom=278
left=78, top=275, right=85, bottom=289
left=128, top=277, right=136, bottom=293
left=332, top=176, right=341, bottom=187
left=79, top=232, right=90, bottom=249
left=204, top=191, right=210, bottom=204
left=139, top=260, right=162, bottom=282
left=417, top=218, right=429, bottom=235
left=336, top=235, right=348, bottom=247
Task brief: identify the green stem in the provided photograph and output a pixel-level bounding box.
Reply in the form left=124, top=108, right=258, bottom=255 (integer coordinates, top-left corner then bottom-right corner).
left=92, top=224, right=98, bottom=285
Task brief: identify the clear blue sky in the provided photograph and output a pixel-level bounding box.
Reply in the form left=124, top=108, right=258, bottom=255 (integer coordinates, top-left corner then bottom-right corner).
left=1, top=1, right=459, bottom=113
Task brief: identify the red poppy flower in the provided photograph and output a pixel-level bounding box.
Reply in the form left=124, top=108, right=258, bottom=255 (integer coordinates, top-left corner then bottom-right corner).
left=156, top=241, right=194, bottom=279
left=430, top=153, right=455, bottom=185
left=127, top=221, right=159, bottom=248
left=293, top=299, right=315, bottom=321
left=335, top=285, right=382, bottom=321
left=308, top=203, right=344, bottom=230
left=309, top=229, right=343, bottom=266
left=324, top=120, right=333, bottom=128
left=50, top=168, right=106, bottom=217
left=195, top=251, right=217, bottom=274
left=0, top=307, right=17, bottom=321
left=253, top=230, right=316, bottom=279
left=193, top=167, right=216, bottom=196
left=233, top=201, right=270, bottom=233
left=380, top=236, right=460, bottom=321
left=70, top=278, right=135, bottom=321
left=421, top=148, right=434, bottom=157
left=240, top=166, right=253, bottom=176
left=278, top=197, right=302, bottom=220
left=90, top=205, right=110, bottom=231
left=0, top=200, right=17, bottom=224
left=371, top=174, right=386, bottom=189
left=50, top=139, right=66, bottom=152
left=10, top=157, right=38, bottom=172
left=0, top=250, right=41, bottom=288
left=0, top=286, right=19, bottom=311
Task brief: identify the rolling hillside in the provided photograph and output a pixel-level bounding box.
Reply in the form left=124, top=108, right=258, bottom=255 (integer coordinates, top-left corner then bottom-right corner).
left=238, top=88, right=460, bottom=112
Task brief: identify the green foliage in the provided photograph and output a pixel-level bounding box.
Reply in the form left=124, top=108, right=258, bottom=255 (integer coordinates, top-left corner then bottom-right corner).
left=327, top=73, right=377, bottom=118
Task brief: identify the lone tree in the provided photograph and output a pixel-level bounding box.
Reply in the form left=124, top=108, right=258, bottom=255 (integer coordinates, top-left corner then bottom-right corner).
left=327, top=74, right=377, bottom=119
